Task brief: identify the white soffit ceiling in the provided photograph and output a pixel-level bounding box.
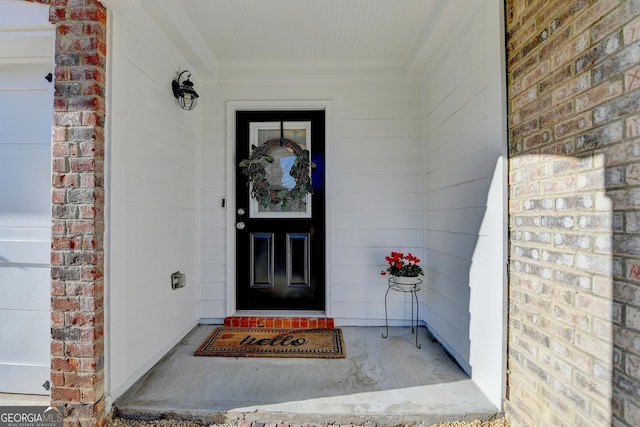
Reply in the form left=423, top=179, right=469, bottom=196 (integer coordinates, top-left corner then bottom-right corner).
left=175, top=0, right=448, bottom=78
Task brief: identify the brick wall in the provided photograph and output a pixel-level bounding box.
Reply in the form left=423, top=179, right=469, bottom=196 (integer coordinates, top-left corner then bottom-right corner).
left=33, top=0, right=107, bottom=426
left=507, top=0, right=640, bottom=426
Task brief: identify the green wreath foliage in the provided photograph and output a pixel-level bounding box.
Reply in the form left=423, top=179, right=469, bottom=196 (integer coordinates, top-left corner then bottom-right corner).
left=239, top=138, right=316, bottom=210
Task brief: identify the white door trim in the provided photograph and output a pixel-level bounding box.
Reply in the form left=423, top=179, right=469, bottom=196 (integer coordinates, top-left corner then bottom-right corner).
left=226, top=100, right=333, bottom=317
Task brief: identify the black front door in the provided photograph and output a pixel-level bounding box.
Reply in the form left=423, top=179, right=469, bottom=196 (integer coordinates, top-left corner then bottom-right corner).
left=235, top=110, right=325, bottom=310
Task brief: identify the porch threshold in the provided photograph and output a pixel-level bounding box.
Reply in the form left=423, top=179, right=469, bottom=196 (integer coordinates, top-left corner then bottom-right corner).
left=224, top=312, right=334, bottom=329
left=112, top=325, right=499, bottom=426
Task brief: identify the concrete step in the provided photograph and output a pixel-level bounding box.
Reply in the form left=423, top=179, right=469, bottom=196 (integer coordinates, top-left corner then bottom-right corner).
left=238, top=422, right=362, bottom=427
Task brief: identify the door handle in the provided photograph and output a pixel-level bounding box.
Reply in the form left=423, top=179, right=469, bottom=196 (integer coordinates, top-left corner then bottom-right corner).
left=236, top=222, right=246, bottom=230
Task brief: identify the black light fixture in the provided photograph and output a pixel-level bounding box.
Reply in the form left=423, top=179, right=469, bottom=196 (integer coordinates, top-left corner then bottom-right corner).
left=171, top=70, right=199, bottom=110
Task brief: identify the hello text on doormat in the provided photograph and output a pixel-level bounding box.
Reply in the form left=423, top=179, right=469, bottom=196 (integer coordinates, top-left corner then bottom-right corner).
left=194, top=327, right=346, bottom=358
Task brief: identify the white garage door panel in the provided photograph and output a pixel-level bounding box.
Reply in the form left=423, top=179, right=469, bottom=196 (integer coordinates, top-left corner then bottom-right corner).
left=0, top=266, right=50, bottom=310
left=0, top=225, right=50, bottom=239
left=0, top=310, right=49, bottom=364
left=0, top=240, right=50, bottom=265
left=0, top=0, right=49, bottom=27
left=0, top=64, right=52, bottom=89
left=0, top=90, right=53, bottom=143
left=0, top=145, right=51, bottom=216
left=0, top=36, right=54, bottom=65
left=0, top=21, right=53, bottom=393
left=0, top=364, right=49, bottom=394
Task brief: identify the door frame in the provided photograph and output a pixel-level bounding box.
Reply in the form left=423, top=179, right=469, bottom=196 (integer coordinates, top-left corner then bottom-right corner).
left=226, top=100, right=333, bottom=316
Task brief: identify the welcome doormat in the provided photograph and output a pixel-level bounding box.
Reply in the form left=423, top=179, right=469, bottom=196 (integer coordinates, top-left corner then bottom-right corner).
left=194, top=327, right=346, bottom=359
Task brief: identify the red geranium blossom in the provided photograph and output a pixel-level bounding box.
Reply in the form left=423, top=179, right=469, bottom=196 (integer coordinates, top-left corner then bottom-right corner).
left=381, top=251, right=424, bottom=277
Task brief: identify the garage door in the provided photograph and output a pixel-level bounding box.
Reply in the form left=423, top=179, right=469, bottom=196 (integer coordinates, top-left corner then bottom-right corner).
left=0, top=59, right=54, bottom=394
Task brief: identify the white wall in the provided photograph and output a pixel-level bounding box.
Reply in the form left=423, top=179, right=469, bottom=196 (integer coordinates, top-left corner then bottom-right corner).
left=419, top=0, right=507, bottom=409
left=106, top=6, right=201, bottom=401
left=200, top=76, right=424, bottom=325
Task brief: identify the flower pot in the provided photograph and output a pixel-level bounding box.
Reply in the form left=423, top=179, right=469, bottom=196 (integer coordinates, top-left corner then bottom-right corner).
left=388, top=276, right=422, bottom=291
left=390, top=276, right=421, bottom=285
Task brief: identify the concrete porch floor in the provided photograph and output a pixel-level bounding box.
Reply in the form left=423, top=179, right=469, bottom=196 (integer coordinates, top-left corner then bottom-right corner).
left=113, top=325, right=500, bottom=426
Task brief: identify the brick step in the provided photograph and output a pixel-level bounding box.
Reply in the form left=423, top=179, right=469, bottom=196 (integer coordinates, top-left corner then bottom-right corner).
left=223, top=316, right=335, bottom=329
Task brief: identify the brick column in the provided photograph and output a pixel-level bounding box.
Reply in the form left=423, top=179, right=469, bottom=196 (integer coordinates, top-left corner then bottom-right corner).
left=47, top=1, right=107, bottom=426
left=507, top=0, right=640, bottom=426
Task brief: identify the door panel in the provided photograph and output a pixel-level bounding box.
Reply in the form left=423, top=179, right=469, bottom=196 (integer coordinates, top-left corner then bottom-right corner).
left=287, top=233, right=310, bottom=287
left=250, top=232, right=274, bottom=288
left=236, top=110, right=325, bottom=310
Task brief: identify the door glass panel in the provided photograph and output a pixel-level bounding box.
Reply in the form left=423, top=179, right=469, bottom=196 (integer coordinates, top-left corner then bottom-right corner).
left=287, top=233, right=310, bottom=288
left=248, top=122, right=312, bottom=218
left=250, top=233, right=274, bottom=288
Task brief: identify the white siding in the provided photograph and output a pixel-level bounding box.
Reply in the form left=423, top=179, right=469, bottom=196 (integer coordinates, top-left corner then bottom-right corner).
left=106, top=8, right=201, bottom=399
left=420, top=0, right=507, bottom=408
left=200, top=80, right=424, bottom=324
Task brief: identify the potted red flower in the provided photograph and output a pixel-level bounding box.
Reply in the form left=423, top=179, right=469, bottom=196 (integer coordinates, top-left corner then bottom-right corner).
left=381, top=251, right=424, bottom=284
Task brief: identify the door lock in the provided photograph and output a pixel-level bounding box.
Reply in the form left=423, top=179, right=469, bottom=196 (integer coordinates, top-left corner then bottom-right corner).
left=236, top=222, right=245, bottom=230
left=237, top=208, right=245, bottom=216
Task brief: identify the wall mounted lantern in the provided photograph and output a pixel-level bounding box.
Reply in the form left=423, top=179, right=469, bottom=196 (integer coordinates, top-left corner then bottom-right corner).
left=171, top=70, right=199, bottom=110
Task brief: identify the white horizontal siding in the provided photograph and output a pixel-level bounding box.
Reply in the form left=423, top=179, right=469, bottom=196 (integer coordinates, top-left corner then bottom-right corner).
left=333, top=136, right=422, bottom=158
left=426, top=208, right=487, bottom=235
left=332, top=193, right=423, bottom=212
left=332, top=229, right=423, bottom=249
left=421, top=0, right=506, bottom=408
left=423, top=90, right=487, bottom=368
left=107, top=10, right=201, bottom=399
left=421, top=0, right=488, bottom=359
left=425, top=249, right=470, bottom=287
left=428, top=176, right=491, bottom=210
left=199, top=97, right=228, bottom=318
left=210, top=80, right=419, bottom=102
left=426, top=229, right=483, bottom=262
left=426, top=148, right=489, bottom=192
left=333, top=100, right=421, bottom=120
left=334, top=118, right=421, bottom=138
left=333, top=155, right=422, bottom=176
left=333, top=209, right=423, bottom=229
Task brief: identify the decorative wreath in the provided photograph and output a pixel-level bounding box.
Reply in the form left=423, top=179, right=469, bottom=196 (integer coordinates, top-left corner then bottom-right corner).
left=239, top=138, right=316, bottom=210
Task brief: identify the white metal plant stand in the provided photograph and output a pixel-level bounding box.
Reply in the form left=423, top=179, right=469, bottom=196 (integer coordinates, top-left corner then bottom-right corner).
left=382, top=276, right=422, bottom=348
